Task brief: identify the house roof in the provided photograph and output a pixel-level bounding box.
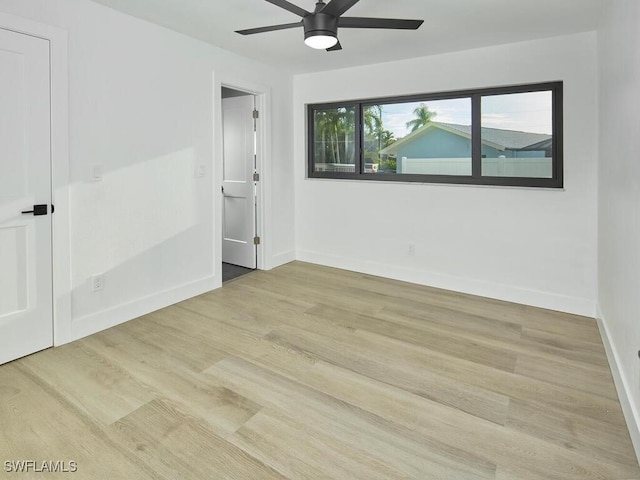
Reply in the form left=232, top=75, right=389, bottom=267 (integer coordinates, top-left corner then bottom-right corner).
left=379, top=121, right=552, bottom=155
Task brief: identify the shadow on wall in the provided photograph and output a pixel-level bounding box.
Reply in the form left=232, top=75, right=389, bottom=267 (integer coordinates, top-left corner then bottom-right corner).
left=69, top=147, right=200, bottom=289
left=67, top=147, right=213, bottom=319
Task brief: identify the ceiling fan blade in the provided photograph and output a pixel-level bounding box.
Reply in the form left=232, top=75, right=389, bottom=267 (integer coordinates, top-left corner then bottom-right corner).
left=321, top=0, right=360, bottom=17
left=236, top=21, right=302, bottom=35
left=339, top=17, right=424, bottom=30
left=265, top=0, right=310, bottom=17
left=326, top=40, right=342, bottom=51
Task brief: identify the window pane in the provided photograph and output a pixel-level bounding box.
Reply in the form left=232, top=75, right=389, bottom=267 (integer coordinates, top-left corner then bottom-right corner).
left=312, top=106, right=356, bottom=173
left=481, top=91, right=553, bottom=178
left=364, top=98, right=472, bottom=176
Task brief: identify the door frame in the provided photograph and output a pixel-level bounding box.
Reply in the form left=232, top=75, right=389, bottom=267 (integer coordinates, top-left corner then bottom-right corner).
left=214, top=75, right=270, bottom=284
left=0, top=13, right=71, bottom=346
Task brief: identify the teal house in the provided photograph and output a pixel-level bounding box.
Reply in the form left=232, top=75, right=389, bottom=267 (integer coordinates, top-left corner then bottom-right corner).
left=379, top=121, right=552, bottom=176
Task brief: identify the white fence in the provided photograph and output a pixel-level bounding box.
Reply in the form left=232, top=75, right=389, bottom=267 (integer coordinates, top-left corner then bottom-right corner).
left=398, top=157, right=471, bottom=175
left=398, top=157, right=552, bottom=178
left=482, top=157, right=552, bottom=178
left=315, top=163, right=356, bottom=173
left=316, top=158, right=553, bottom=178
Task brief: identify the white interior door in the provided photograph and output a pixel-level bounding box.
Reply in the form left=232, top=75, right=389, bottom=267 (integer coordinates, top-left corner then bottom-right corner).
left=222, top=94, right=257, bottom=269
left=0, top=28, right=53, bottom=365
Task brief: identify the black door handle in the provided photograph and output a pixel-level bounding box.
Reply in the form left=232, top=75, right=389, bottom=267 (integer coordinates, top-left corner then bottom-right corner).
left=21, top=204, right=48, bottom=216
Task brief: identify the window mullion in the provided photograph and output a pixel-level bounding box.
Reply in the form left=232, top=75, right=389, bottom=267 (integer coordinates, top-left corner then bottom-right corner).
left=356, top=103, right=363, bottom=176
left=471, top=94, right=482, bottom=178
left=553, top=87, right=564, bottom=186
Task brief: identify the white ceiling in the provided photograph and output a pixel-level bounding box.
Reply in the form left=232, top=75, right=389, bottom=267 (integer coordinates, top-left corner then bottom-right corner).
left=89, top=0, right=605, bottom=74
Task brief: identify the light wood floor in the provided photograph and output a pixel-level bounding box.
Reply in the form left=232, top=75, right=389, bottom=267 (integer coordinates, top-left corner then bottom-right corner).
left=1, top=261, right=638, bottom=479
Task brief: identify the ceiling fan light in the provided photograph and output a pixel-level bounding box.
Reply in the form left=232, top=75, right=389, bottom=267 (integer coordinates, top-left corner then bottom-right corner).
left=304, top=34, right=338, bottom=49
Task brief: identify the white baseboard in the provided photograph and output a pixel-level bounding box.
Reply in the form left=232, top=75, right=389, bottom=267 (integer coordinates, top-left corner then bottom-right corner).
left=296, top=250, right=595, bottom=317
left=596, top=306, right=640, bottom=464
left=71, top=276, right=218, bottom=341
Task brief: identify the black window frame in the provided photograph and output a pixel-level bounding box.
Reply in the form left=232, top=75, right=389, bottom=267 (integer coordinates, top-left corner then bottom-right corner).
left=307, top=82, right=563, bottom=188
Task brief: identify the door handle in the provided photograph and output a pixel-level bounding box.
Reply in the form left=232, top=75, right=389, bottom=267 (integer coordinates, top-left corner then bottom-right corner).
left=21, top=204, right=48, bottom=216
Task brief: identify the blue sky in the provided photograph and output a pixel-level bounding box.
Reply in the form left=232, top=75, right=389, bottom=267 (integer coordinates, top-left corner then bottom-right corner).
left=377, top=91, right=552, bottom=139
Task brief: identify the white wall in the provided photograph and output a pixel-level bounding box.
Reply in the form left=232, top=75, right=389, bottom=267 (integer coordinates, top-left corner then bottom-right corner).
left=597, top=0, right=640, bottom=458
left=0, top=0, right=294, bottom=340
left=293, top=32, right=598, bottom=316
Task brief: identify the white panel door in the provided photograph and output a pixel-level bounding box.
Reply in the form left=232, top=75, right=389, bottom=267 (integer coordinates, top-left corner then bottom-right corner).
left=0, top=28, right=53, bottom=365
left=222, top=95, right=257, bottom=269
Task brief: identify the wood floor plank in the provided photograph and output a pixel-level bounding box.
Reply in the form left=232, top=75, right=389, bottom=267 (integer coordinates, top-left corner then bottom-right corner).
left=523, top=305, right=603, bottom=344
left=81, top=326, right=262, bottom=436
left=265, top=323, right=512, bottom=425
left=108, top=398, right=286, bottom=480
left=176, top=281, right=315, bottom=336
left=274, top=262, right=530, bottom=324
left=298, top=360, right=640, bottom=480
left=280, top=262, right=602, bottom=343
left=19, top=341, right=156, bottom=426
left=520, top=326, right=610, bottom=367
left=376, top=301, right=524, bottom=343
left=210, top=355, right=639, bottom=480
left=1, top=261, right=637, bottom=479
left=267, top=318, right=627, bottom=428
left=378, top=303, right=609, bottom=371
left=241, top=270, right=387, bottom=317
left=206, top=356, right=497, bottom=480
left=148, top=303, right=318, bottom=378
left=0, top=363, right=158, bottom=480
left=233, top=408, right=414, bottom=480
left=116, top=307, right=230, bottom=373
left=515, top=353, right=619, bottom=400
left=305, top=302, right=519, bottom=372
left=506, top=399, right=639, bottom=468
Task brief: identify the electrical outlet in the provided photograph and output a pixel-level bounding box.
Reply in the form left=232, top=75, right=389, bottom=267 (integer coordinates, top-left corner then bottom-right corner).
left=91, top=164, right=103, bottom=182
left=408, top=243, right=416, bottom=256
left=91, top=274, right=104, bottom=292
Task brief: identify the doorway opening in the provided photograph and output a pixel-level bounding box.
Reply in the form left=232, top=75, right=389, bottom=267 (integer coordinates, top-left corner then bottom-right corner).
left=221, top=85, right=260, bottom=283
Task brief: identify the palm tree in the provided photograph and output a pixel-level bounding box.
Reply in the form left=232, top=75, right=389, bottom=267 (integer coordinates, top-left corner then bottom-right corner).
left=314, top=107, right=356, bottom=165
left=405, top=103, right=437, bottom=132
left=363, top=105, right=383, bottom=137
left=342, top=107, right=356, bottom=164
left=379, top=129, right=396, bottom=148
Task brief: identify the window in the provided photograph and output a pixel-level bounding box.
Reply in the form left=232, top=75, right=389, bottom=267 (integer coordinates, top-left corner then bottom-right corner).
left=311, top=105, right=357, bottom=173
left=307, top=82, right=563, bottom=188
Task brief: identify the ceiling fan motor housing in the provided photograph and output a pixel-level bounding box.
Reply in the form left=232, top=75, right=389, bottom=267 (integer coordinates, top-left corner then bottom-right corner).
left=303, top=13, right=338, bottom=40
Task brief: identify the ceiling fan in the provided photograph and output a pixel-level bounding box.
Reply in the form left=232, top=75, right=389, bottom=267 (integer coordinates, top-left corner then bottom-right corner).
left=235, top=0, right=424, bottom=51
